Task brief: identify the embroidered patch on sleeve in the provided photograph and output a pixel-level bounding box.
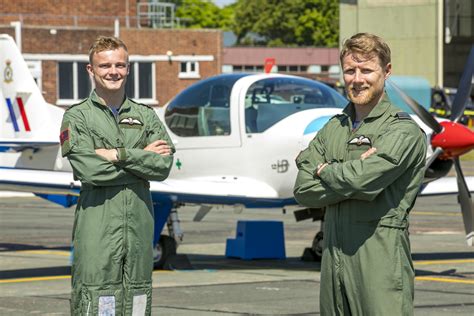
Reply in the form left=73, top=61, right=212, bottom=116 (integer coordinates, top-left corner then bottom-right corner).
left=60, top=129, right=69, bottom=145
left=60, top=122, right=72, bottom=156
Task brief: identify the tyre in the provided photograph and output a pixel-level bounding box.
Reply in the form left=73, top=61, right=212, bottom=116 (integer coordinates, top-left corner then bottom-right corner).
left=153, top=235, right=177, bottom=269
left=311, top=231, right=323, bottom=261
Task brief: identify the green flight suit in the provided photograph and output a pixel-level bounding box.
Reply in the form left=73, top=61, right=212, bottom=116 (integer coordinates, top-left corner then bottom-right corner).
left=294, top=94, right=426, bottom=316
left=61, top=90, right=174, bottom=315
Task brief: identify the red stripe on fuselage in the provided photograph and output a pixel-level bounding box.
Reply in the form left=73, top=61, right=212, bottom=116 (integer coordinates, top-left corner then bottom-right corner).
left=16, top=97, right=31, bottom=131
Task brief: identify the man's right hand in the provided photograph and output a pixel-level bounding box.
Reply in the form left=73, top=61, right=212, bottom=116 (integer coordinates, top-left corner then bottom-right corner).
left=144, top=140, right=172, bottom=156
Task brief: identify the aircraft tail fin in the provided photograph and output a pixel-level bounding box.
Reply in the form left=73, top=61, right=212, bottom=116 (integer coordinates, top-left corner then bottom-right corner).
left=0, top=34, right=64, bottom=150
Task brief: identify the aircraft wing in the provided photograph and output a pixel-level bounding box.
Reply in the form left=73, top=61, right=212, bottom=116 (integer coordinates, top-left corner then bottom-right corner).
left=0, top=168, right=279, bottom=202
left=0, top=139, right=59, bottom=152
left=420, top=176, right=474, bottom=196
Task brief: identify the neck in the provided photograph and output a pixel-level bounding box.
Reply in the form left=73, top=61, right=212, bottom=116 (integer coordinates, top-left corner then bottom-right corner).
left=353, top=91, right=385, bottom=121
left=96, top=87, right=125, bottom=107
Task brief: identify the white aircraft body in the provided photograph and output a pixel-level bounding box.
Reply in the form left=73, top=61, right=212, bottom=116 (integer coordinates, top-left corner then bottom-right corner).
left=1, top=34, right=473, bottom=267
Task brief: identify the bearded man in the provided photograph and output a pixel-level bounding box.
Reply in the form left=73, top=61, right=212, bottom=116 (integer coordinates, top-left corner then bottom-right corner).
left=294, top=33, right=427, bottom=315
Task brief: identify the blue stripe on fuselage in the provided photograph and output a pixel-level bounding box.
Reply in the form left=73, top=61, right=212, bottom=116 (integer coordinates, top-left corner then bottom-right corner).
left=303, top=116, right=332, bottom=135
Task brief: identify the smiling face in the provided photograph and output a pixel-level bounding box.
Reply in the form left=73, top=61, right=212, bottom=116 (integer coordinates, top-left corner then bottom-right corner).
left=342, top=53, right=391, bottom=108
left=87, top=47, right=129, bottom=94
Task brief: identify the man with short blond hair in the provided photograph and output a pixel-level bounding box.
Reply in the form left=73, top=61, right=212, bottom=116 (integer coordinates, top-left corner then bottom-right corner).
left=294, top=33, right=426, bottom=315
left=61, top=36, right=174, bottom=315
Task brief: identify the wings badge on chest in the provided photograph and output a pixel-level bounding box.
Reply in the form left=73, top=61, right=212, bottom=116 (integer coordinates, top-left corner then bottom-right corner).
left=348, top=135, right=372, bottom=146
left=119, top=117, right=143, bottom=126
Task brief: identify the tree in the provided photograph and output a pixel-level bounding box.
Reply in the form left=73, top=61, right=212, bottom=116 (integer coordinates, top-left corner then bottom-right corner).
left=232, top=0, right=339, bottom=47
left=175, top=0, right=234, bottom=30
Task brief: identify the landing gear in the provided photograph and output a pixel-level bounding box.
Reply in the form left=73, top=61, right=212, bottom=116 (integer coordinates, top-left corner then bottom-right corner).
left=152, top=202, right=191, bottom=269
left=294, top=207, right=325, bottom=262
left=311, top=231, right=324, bottom=260
left=153, top=235, right=177, bottom=269
left=301, top=230, right=324, bottom=262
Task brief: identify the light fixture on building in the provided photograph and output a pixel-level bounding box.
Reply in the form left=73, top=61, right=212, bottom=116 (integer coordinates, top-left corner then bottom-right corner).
left=166, top=50, right=173, bottom=64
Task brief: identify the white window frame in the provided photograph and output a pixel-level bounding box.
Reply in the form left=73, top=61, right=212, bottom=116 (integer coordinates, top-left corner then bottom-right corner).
left=127, top=60, right=157, bottom=105
left=25, top=60, right=42, bottom=91
left=56, top=61, right=88, bottom=106
left=179, top=61, right=200, bottom=79
left=55, top=60, right=157, bottom=106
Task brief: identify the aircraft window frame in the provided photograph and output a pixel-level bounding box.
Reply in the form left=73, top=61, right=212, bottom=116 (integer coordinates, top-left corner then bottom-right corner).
left=165, top=74, right=246, bottom=137
left=244, top=77, right=347, bottom=133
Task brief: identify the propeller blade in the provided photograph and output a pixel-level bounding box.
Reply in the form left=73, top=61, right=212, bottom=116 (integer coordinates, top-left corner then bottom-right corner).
left=453, top=158, right=474, bottom=246
left=450, top=45, right=474, bottom=123
left=425, top=147, right=443, bottom=169
left=386, top=79, right=443, bottom=133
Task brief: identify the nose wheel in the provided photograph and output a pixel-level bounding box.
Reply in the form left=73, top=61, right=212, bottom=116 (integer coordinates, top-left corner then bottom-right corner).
left=153, top=235, right=177, bottom=269
left=301, top=230, right=324, bottom=262
left=311, top=231, right=323, bottom=260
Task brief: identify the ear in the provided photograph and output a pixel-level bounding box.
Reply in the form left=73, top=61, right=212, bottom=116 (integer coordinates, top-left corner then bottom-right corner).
left=384, top=63, right=392, bottom=79
left=86, top=63, right=94, bottom=76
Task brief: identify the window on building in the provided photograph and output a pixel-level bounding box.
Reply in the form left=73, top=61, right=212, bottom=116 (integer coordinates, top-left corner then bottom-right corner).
left=57, top=62, right=91, bottom=104
left=179, top=61, right=200, bottom=79
left=125, top=62, right=154, bottom=100
left=57, top=61, right=155, bottom=106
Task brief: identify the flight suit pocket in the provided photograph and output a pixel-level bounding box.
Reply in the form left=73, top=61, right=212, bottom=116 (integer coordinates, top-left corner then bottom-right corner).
left=82, top=286, right=123, bottom=316
left=125, top=288, right=152, bottom=316
left=122, top=125, right=148, bottom=149
left=89, top=128, right=115, bottom=149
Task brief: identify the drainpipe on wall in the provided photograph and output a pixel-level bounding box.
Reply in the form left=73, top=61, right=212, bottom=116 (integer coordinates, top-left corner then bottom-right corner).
left=10, top=21, right=22, bottom=53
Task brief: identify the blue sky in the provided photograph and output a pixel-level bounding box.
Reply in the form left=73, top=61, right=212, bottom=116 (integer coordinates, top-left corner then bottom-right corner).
left=212, top=0, right=236, bottom=7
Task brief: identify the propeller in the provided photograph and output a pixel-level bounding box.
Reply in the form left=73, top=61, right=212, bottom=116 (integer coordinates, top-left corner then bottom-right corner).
left=386, top=79, right=443, bottom=134
left=388, top=45, right=474, bottom=246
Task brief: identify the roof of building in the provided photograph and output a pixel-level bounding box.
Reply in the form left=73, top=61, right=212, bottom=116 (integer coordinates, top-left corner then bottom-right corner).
left=223, top=46, right=339, bottom=66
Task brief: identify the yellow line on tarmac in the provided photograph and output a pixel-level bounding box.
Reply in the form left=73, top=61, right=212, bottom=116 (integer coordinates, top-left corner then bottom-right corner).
left=0, top=271, right=171, bottom=284
left=411, top=211, right=460, bottom=217
left=415, top=276, right=474, bottom=285
left=414, top=259, right=474, bottom=265
left=15, top=250, right=71, bottom=256
left=0, top=275, right=71, bottom=284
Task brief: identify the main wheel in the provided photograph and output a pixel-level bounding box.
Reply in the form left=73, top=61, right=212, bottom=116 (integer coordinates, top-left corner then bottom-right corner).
left=311, top=231, right=323, bottom=261
left=153, top=235, right=177, bottom=269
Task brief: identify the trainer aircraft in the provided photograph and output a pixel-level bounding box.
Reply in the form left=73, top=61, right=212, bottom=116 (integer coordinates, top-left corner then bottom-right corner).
left=1, top=34, right=473, bottom=267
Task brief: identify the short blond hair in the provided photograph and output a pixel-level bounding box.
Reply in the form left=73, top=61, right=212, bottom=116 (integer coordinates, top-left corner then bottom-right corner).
left=340, top=33, right=391, bottom=68
left=88, top=36, right=128, bottom=64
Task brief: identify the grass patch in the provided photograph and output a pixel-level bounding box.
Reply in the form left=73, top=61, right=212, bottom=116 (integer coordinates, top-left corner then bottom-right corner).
left=460, top=150, right=474, bottom=161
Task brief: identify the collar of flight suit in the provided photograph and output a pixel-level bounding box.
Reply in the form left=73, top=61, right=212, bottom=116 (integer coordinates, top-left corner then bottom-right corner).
left=89, top=89, right=131, bottom=113
left=342, top=91, right=392, bottom=123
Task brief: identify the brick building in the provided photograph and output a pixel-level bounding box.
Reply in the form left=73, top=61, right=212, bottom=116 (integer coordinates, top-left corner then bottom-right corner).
left=0, top=0, right=222, bottom=106
left=222, top=46, right=340, bottom=84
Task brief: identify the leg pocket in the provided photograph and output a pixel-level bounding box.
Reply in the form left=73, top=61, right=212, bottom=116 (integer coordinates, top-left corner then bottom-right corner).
left=81, top=284, right=123, bottom=316
left=124, top=283, right=152, bottom=316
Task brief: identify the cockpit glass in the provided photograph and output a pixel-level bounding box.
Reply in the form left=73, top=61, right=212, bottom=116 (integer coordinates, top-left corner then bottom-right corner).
left=165, top=74, right=248, bottom=137
left=244, top=77, right=347, bottom=133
